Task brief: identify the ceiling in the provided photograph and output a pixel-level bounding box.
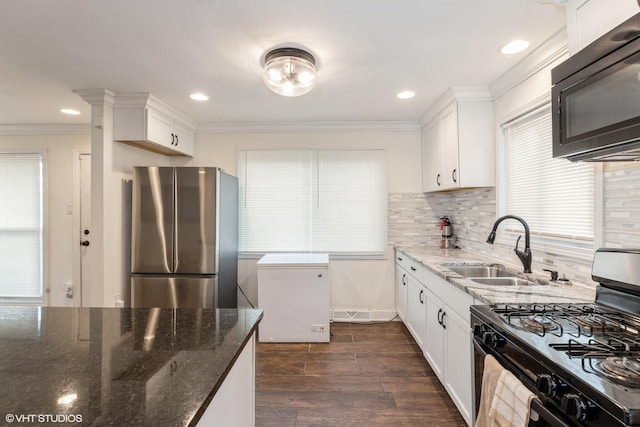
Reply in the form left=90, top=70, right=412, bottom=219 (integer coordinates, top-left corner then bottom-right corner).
left=0, top=1, right=566, bottom=127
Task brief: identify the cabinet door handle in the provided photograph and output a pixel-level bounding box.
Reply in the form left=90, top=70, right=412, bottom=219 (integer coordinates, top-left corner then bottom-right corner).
left=410, top=266, right=416, bottom=271
left=419, top=289, right=424, bottom=304
left=397, top=257, right=403, bottom=261
left=437, top=308, right=443, bottom=325
left=441, top=311, right=447, bottom=329
left=402, top=274, right=407, bottom=286
left=452, top=168, right=457, bottom=183
left=436, top=173, right=441, bottom=186
left=175, top=134, right=179, bottom=146
left=171, top=133, right=176, bottom=145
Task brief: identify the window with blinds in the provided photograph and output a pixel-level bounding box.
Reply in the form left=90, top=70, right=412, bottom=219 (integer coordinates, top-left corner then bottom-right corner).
left=238, top=149, right=387, bottom=255
left=0, top=153, right=44, bottom=301
left=502, top=105, right=594, bottom=246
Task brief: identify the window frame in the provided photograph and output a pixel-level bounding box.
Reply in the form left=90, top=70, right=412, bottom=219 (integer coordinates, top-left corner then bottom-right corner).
left=496, top=98, right=600, bottom=262
left=0, top=149, right=47, bottom=304
left=237, top=147, right=388, bottom=259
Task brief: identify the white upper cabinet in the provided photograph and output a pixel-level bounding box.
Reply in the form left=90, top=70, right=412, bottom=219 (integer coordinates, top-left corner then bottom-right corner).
left=113, top=93, right=196, bottom=157
left=420, top=87, right=494, bottom=193
left=567, top=0, right=639, bottom=54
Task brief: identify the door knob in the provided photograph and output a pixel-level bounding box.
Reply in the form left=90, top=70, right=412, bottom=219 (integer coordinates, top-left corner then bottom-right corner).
left=80, top=240, right=90, bottom=247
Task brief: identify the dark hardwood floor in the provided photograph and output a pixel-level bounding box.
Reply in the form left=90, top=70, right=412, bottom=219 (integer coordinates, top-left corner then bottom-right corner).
left=255, top=321, right=468, bottom=427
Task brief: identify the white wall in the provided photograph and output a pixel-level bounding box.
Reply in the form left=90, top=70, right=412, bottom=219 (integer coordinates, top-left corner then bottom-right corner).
left=479, top=29, right=598, bottom=281
left=185, top=129, right=421, bottom=317
left=0, top=132, right=90, bottom=306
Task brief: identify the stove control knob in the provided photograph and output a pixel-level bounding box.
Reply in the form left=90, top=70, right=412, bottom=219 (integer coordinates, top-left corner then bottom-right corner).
left=561, top=393, right=598, bottom=422
left=535, top=374, right=568, bottom=397
left=482, top=331, right=506, bottom=348
left=473, top=324, right=483, bottom=337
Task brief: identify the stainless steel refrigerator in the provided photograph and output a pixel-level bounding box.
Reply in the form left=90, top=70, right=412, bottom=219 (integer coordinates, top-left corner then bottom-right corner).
left=130, top=166, right=238, bottom=308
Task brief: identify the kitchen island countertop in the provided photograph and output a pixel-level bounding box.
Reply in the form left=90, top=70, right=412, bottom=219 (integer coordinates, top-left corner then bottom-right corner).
left=395, top=246, right=596, bottom=304
left=0, top=306, right=262, bottom=426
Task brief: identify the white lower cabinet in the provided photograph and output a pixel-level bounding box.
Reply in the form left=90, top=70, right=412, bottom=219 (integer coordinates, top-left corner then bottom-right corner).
left=395, top=265, right=408, bottom=322
left=197, top=333, right=256, bottom=427
left=395, top=251, right=427, bottom=351
left=422, top=269, right=474, bottom=426
left=424, top=290, right=445, bottom=381
left=395, top=250, right=473, bottom=425
left=406, top=276, right=427, bottom=351
left=443, top=307, right=473, bottom=427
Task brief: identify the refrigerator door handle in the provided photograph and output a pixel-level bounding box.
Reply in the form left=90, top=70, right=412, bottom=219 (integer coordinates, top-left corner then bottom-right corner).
left=173, top=169, right=179, bottom=273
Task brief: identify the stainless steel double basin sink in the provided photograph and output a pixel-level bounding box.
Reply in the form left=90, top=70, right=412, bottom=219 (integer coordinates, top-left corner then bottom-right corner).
left=443, top=264, right=537, bottom=286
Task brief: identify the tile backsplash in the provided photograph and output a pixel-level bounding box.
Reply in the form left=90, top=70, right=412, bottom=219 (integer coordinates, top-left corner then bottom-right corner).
left=390, top=162, right=640, bottom=289
left=603, top=162, right=640, bottom=248
left=389, top=187, right=595, bottom=285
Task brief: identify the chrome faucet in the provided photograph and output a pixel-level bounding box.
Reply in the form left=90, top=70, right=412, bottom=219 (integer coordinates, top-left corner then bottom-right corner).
left=486, top=215, right=532, bottom=273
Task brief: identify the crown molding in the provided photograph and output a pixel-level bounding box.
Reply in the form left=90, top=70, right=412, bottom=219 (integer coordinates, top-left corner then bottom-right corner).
left=0, top=124, right=91, bottom=135
left=72, top=88, right=115, bottom=106
left=418, top=86, right=492, bottom=127
left=113, top=92, right=197, bottom=129
left=196, top=120, right=420, bottom=133
left=488, top=27, right=569, bottom=100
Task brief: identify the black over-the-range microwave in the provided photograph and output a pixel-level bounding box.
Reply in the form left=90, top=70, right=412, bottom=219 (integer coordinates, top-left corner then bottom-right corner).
left=552, top=11, right=640, bottom=162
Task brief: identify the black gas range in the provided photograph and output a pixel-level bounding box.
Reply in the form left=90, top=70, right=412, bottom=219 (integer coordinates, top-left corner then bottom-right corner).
left=471, top=248, right=640, bottom=427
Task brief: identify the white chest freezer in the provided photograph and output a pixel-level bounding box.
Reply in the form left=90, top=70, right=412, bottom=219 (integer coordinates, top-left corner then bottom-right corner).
left=257, top=253, right=330, bottom=343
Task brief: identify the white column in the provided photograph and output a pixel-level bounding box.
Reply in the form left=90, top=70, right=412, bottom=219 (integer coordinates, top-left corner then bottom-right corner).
left=73, top=89, right=116, bottom=307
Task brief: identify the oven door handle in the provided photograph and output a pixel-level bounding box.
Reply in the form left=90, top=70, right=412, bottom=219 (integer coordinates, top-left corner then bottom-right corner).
left=473, top=338, right=570, bottom=427
left=530, top=399, right=570, bottom=427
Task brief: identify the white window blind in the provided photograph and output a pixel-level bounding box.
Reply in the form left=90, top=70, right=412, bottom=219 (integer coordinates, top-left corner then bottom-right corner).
left=238, top=149, right=387, bottom=255
left=503, top=105, right=594, bottom=244
left=0, top=153, right=44, bottom=300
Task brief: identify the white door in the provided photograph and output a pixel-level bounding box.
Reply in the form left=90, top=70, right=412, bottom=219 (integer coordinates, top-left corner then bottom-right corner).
left=79, top=153, right=91, bottom=307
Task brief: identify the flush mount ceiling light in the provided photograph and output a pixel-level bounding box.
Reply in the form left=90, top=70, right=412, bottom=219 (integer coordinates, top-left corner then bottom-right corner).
left=263, top=47, right=317, bottom=97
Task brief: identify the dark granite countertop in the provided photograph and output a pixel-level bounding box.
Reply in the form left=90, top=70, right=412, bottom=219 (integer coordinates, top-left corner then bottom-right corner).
left=0, top=306, right=262, bottom=426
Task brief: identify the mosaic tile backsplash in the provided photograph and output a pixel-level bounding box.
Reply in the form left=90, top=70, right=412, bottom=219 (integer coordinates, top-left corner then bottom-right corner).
left=390, top=189, right=592, bottom=285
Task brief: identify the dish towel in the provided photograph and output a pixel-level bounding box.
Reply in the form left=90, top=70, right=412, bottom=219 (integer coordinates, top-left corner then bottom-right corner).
left=475, top=355, right=536, bottom=427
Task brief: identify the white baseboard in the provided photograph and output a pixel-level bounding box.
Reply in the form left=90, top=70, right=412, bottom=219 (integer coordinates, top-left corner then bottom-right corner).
left=331, top=309, right=397, bottom=323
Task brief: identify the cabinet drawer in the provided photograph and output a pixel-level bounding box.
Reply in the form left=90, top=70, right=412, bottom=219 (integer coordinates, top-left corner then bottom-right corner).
left=424, top=268, right=473, bottom=322
left=395, top=251, right=424, bottom=282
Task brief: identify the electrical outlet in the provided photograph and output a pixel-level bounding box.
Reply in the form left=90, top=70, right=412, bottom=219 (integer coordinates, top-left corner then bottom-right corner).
left=311, top=324, right=327, bottom=332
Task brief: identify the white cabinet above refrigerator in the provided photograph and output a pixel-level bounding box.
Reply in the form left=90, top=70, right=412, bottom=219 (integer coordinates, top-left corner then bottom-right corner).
left=113, top=93, right=196, bottom=157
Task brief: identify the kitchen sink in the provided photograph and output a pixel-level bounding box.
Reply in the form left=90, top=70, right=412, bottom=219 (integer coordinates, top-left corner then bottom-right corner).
left=442, top=264, right=540, bottom=286
left=446, top=265, right=515, bottom=278
left=470, top=277, right=536, bottom=286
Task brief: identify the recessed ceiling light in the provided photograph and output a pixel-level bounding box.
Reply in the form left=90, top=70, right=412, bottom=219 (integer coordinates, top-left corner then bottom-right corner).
left=190, top=93, right=209, bottom=101
left=60, top=108, right=80, bottom=115
left=500, top=40, right=530, bottom=55
left=397, top=91, right=415, bottom=99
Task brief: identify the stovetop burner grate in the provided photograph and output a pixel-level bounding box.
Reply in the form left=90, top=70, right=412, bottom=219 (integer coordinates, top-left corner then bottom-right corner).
left=495, top=303, right=638, bottom=338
